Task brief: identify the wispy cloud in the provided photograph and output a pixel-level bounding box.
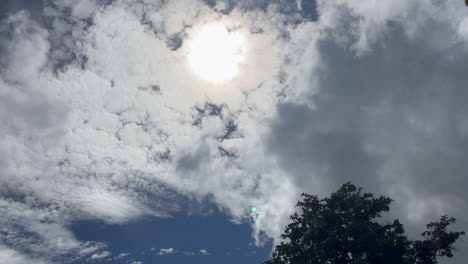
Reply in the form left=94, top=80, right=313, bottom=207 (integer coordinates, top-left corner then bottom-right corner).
left=154, top=247, right=211, bottom=256
left=114, top=252, right=130, bottom=260
left=90, top=251, right=111, bottom=260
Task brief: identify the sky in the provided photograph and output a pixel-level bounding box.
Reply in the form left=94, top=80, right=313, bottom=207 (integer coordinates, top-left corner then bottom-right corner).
left=1, top=0, right=468, bottom=264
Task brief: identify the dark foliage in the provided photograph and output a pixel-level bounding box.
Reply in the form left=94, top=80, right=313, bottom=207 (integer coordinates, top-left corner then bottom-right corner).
left=265, top=183, right=464, bottom=264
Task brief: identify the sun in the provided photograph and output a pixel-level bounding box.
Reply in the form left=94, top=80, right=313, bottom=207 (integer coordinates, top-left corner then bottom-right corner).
left=187, top=23, right=247, bottom=84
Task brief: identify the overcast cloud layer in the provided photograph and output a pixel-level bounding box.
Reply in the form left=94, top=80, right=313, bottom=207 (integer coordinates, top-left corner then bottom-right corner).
left=1, top=0, right=468, bottom=263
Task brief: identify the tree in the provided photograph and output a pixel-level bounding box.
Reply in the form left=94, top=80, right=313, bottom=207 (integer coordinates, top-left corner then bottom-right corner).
left=265, top=183, right=464, bottom=264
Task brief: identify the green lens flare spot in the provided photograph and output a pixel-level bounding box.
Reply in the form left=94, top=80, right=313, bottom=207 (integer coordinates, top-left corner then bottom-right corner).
left=251, top=207, right=257, bottom=212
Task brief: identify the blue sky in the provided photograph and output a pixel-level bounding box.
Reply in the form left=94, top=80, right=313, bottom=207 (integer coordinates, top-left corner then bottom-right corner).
left=2, top=1, right=468, bottom=264
left=70, top=207, right=272, bottom=264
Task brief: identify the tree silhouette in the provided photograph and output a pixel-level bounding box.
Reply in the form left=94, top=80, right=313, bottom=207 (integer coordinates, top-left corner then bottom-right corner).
left=265, top=183, right=464, bottom=264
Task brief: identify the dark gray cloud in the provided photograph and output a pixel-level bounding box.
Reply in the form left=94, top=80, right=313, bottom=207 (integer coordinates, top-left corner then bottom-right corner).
left=268, top=102, right=383, bottom=192
left=0, top=0, right=43, bottom=21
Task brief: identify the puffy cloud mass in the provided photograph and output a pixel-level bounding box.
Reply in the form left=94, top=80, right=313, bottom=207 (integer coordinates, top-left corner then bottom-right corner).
left=1, top=0, right=468, bottom=263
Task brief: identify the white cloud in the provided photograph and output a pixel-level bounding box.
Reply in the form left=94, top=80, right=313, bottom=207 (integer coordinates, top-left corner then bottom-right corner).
left=1, top=0, right=468, bottom=263
left=157, top=248, right=175, bottom=255
left=72, top=188, right=149, bottom=224
left=0, top=245, right=43, bottom=264
left=199, top=249, right=210, bottom=255
left=458, top=17, right=468, bottom=41
left=296, top=0, right=302, bottom=10
left=161, top=248, right=211, bottom=256
left=114, top=252, right=130, bottom=259
left=90, top=250, right=111, bottom=260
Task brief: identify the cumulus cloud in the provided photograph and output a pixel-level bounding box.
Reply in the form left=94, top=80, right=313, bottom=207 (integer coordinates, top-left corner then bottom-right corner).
left=157, top=248, right=175, bottom=255
left=1, top=0, right=468, bottom=263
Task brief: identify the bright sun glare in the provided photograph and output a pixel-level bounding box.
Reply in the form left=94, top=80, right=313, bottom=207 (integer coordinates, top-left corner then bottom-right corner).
left=187, top=23, right=247, bottom=84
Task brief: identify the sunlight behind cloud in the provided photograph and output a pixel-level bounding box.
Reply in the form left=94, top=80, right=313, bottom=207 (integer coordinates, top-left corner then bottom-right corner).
left=187, top=23, right=247, bottom=84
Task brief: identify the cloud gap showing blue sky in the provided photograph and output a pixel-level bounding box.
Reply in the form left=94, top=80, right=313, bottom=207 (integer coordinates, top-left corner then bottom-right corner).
left=70, top=206, right=273, bottom=264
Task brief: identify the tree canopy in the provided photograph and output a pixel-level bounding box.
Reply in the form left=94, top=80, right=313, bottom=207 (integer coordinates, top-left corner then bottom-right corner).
left=265, top=183, right=464, bottom=264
